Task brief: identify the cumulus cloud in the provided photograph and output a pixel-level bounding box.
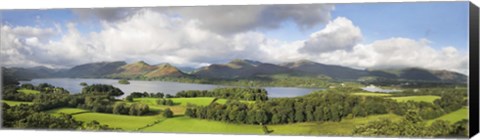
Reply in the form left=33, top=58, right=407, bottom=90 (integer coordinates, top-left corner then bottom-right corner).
left=72, top=8, right=140, bottom=22
left=2, top=9, right=282, bottom=68
left=1, top=25, right=61, bottom=68
left=300, top=17, right=362, bottom=54
left=71, top=5, right=334, bottom=35
left=304, top=38, right=468, bottom=74
left=143, top=4, right=334, bottom=35
left=1, top=7, right=468, bottom=75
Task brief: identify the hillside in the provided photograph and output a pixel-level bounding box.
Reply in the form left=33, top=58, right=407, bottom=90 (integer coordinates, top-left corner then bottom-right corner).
left=108, top=61, right=157, bottom=78
left=3, top=59, right=468, bottom=84
left=368, top=67, right=467, bottom=83
left=282, top=59, right=370, bottom=79
left=145, top=63, right=187, bottom=78
left=193, top=59, right=291, bottom=79
left=59, top=61, right=126, bottom=78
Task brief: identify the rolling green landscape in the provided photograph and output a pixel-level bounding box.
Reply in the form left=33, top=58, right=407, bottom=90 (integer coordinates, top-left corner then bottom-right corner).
left=0, top=3, right=472, bottom=139
left=1, top=80, right=469, bottom=137
left=1, top=59, right=470, bottom=138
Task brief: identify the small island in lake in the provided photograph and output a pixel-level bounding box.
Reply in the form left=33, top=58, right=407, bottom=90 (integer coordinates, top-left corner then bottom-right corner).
left=118, top=79, right=130, bottom=84
left=80, top=82, right=88, bottom=86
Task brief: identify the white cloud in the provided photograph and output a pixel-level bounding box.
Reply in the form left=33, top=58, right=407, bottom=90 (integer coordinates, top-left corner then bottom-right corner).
left=1, top=25, right=60, bottom=68
left=305, top=38, right=468, bottom=74
left=1, top=8, right=468, bottom=75
left=72, top=5, right=334, bottom=35
left=300, top=17, right=362, bottom=54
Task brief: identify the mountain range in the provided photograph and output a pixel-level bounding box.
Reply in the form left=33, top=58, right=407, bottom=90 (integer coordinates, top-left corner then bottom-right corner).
left=2, top=59, right=467, bottom=84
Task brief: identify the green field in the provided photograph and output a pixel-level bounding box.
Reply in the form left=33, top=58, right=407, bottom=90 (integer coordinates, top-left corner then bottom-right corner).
left=427, top=107, right=468, bottom=125
left=142, top=116, right=264, bottom=134
left=73, top=112, right=163, bottom=131
left=2, top=100, right=33, bottom=106
left=17, top=89, right=40, bottom=94
left=268, top=114, right=402, bottom=135
left=46, top=108, right=90, bottom=115
left=132, top=97, right=216, bottom=106
left=141, top=114, right=402, bottom=135
left=351, top=92, right=392, bottom=96
left=130, top=97, right=217, bottom=115
left=130, top=97, right=253, bottom=115
left=390, top=95, right=440, bottom=103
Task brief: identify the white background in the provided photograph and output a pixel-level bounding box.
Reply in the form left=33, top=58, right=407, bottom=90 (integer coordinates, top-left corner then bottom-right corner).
left=0, top=0, right=478, bottom=140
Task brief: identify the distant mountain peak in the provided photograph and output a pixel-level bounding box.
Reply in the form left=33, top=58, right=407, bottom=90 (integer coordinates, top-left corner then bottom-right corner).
left=282, top=59, right=318, bottom=68
left=145, top=63, right=186, bottom=78
left=133, top=61, right=149, bottom=66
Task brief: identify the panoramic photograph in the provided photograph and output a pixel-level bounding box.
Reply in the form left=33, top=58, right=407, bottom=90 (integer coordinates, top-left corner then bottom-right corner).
left=0, top=1, right=470, bottom=138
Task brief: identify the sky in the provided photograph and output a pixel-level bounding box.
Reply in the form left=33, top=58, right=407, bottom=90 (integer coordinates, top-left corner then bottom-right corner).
left=0, top=1, right=470, bottom=74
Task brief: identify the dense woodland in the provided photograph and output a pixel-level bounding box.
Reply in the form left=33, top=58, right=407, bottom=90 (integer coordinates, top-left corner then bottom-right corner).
left=176, top=87, right=268, bottom=101
left=183, top=89, right=465, bottom=125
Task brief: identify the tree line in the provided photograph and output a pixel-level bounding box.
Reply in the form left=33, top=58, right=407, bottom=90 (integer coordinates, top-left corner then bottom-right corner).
left=176, top=87, right=268, bottom=101
left=353, top=110, right=468, bottom=137
left=185, top=92, right=393, bottom=124
left=183, top=87, right=466, bottom=126
left=125, top=92, right=167, bottom=102
left=4, top=83, right=151, bottom=116
left=2, top=103, right=118, bottom=130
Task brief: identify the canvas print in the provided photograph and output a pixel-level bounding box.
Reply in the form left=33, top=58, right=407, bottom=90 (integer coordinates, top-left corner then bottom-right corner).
left=0, top=1, right=472, bottom=138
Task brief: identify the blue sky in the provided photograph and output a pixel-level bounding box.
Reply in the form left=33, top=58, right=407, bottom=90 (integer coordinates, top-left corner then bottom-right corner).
left=264, top=2, right=468, bottom=52
left=2, top=2, right=469, bottom=50
left=0, top=2, right=471, bottom=74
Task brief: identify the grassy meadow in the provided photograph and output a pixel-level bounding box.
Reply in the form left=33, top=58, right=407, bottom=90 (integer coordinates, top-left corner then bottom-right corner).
left=268, top=114, right=402, bottom=136
left=2, top=100, right=33, bottom=106
left=142, top=116, right=264, bottom=134
left=390, top=95, right=441, bottom=103
left=427, top=107, right=468, bottom=125
left=73, top=112, right=164, bottom=131
left=16, top=89, right=40, bottom=94
left=46, top=108, right=90, bottom=115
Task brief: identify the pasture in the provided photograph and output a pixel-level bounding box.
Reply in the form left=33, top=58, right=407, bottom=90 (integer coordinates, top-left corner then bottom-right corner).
left=73, top=112, right=163, bottom=131
left=390, top=95, right=440, bottom=103
left=427, top=107, right=468, bottom=125
left=17, top=89, right=40, bottom=94
left=46, top=108, right=90, bottom=115
left=141, top=114, right=402, bottom=135
left=142, top=116, right=263, bottom=134
left=268, top=113, right=402, bottom=135
left=2, top=100, right=33, bottom=106
left=130, top=97, right=253, bottom=115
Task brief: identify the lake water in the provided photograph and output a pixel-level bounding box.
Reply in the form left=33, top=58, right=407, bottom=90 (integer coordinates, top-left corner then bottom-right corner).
left=19, top=78, right=320, bottom=98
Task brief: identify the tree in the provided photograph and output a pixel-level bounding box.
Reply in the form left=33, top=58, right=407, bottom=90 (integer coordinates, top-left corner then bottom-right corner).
left=235, top=110, right=247, bottom=124
left=126, top=96, right=134, bottom=102
left=450, top=119, right=468, bottom=137
left=185, top=108, right=194, bottom=117
left=20, top=83, right=35, bottom=89
left=255, top=109, right=268, bottom=124
left=80, top=82, right=88, bottom=86
left=81, top=84, right=124, bottom=97
left=429, top=120, right=452, bottom=136
left=163, top=108, right=174, bottom=118
left=352, top=118, right=399, bottom=136
left=113, top=103, right=127, bottom=114
left=82, top=120, right=118, bottom=130
left=13, top=113, right=81, bottom=129
left=118, top=79, right=130, bottom=84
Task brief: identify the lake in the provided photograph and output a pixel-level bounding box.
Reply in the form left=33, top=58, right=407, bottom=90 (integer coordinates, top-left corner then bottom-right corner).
left=19, top=78, right=320, bottom=98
